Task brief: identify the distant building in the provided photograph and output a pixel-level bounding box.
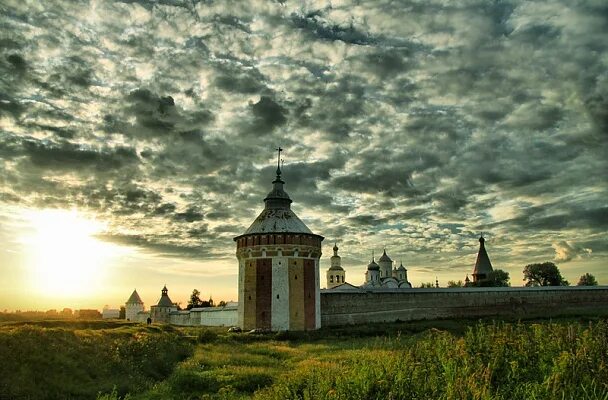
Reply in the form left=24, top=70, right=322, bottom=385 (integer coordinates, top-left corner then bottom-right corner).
left=150, top=285, right=177, bottom=323
left=125, top=289, right=144, bottom=321
left=102, top=306, right=120, bottom=319
left=471, top=234, right=494, bottom=284
left=326, top=243, right=345, bottom=289
left=361, top=249, right=412, bottom=289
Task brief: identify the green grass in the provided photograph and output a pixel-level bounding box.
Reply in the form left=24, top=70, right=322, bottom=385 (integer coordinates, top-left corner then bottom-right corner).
left=1, top=318, right=607, bottom=400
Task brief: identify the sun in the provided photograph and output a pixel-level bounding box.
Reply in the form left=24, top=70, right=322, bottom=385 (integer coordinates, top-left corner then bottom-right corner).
left=20, top=209, right=124, bottom=297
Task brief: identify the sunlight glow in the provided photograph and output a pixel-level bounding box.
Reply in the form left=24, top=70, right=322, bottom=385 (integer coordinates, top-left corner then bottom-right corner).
left=20, top=209, right=127, bottom=297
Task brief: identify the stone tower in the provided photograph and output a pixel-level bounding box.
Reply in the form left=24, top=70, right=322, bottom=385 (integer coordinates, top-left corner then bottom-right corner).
left=150, top=285, right=177, bottom=323
left=472, top=234, right=494, bottom=283
left=326, top=243, right=345, bottom=289
left=378, top=249, right=393, bottom=279
left=234, top=149, right=324, bottom=331
left=125, top=289, right=144, bottom=321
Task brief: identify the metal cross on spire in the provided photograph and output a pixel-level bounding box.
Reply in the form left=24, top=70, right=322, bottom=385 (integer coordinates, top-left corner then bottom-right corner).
left=276, top=147, right=283, bottom=176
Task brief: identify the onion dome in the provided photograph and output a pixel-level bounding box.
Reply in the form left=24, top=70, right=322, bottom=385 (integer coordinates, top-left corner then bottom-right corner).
left=378, top=249, right=392, bottom=263
left=126, top=289, right=143, bottom=304
left=398, top=262, right=406, bottom=271
left=156, top=285, right=174, bottom=307
left=329, top=243, right=344, bottom=271
left=367, top=257, right=380, bottom=271
left=241, top=154, right=313, bottom=235
left=473, top=235, right=494, bottom=276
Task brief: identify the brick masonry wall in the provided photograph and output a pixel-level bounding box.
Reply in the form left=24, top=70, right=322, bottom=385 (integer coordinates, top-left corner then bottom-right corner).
left=320, top=286, right=608, bottom=326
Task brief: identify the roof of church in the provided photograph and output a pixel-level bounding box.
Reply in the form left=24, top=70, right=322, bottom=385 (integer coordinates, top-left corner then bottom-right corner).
left=156, top=286, right=175, bottom=307
left=398, top=262, right=406, bottom=271
left=239, top=153, right=318, bottom=237
left=378, top=249, right=392, bottom=262
left=126, top=289, right=143, bottom=304
left=367, top=258, right=380, bottom=270
left=473, top=236, right=494, bottom=276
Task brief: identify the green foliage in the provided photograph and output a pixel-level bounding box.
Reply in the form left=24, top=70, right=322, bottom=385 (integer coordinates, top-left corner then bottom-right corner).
left=473, top=269, right=511, bottom=287
left=196, top=328, right=218, bottom=343
left=4, top=319, right=608, bottom=400
left=578, top=273, right=599, bottom=286
left=419, top=282, right=434, bottom=288
left=187, top=289, right=202, bottom=310
left=254, top=320, right=608, bottom=400
left=524, top=262, right=569, bottom=286
left=447, top=280, right=464, bottom=288
left=0, top=321, right=193, bottom=400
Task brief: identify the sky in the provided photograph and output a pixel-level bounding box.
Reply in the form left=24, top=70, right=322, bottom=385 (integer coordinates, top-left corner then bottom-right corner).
left=0, top=0, right=607, bottom=311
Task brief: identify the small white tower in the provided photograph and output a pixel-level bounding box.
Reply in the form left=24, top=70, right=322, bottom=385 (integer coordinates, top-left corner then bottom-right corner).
left=125, top=289, right=144, bottom=321
left=326, top=243, right=345, bottom=289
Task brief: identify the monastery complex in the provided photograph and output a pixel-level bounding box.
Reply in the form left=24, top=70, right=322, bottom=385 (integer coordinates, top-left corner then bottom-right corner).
left=125, top=151, right=608, bottom=329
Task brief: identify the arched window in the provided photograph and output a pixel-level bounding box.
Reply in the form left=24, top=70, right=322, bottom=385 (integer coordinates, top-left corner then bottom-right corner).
left=330, top=276, right=334, bottom=283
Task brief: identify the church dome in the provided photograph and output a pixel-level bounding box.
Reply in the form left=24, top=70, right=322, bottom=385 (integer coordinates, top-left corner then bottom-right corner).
left=367, top=259, right=380, bottom=271
left=378, top=249, right=392, bottom=262
left=398, top=262, right=406, bottom=271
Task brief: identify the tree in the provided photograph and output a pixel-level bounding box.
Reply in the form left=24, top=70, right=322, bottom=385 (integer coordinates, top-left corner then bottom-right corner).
left=187, top=289, right=203, bottom=310
left=523, top=262, right=569, bottom=287
left=467, top=270, right=510, bottom=287
left=419, top=282, right=434, bottom=288
left=577, top=273, right=598, bottom=286
left=447, top=280, right=464, bottom=288
left=488, top=269, right=511, bottom=287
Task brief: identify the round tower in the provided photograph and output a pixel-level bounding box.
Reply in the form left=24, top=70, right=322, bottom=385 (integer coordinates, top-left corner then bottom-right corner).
left=378, top=249, right=393, bottom=279
left=326, top=243, right=345, bottom=289
left=233, top=149, right=324, bottom=331
left=125, top=289, right=144, bottom=321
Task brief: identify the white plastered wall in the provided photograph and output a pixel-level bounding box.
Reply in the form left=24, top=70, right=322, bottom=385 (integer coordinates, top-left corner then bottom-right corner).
left=271, top=255, right=289, bottom=330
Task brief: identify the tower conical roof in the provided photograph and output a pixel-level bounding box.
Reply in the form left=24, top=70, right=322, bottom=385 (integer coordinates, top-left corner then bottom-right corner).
left=156, top=286, right=174, bottom=307
left=473, top=236, right=494, bottom=276
left=126, top=289, right=143, bottom=304
left=398, top=261, right=406, bottom=271
left=378, top=249, right=392, bottom=262
left=241, top=152, right=313, bottom=235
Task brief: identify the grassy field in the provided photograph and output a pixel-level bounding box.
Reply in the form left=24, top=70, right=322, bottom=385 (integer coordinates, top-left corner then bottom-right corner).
left=1, top=318, right=607, bottom=400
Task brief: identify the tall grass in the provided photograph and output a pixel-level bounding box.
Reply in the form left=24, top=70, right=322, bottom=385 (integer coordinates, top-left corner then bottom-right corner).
left=2, top=319, right=607, bottom=400
left=0, top=321, right=192, bottom=400
left=255, top=321, right=608, bottom=400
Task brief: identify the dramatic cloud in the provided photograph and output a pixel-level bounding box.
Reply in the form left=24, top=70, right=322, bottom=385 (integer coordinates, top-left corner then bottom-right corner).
left=1, top=0, right=607, bottom=291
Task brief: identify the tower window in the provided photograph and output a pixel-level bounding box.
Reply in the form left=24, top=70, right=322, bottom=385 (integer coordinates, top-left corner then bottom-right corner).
left=276, top=294, right=280, bottom=299
left=330, top=276, right=334, bottom=283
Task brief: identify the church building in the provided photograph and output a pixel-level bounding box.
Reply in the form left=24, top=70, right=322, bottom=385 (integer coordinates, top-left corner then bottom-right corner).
left=233, top=149, right=324, bottom=331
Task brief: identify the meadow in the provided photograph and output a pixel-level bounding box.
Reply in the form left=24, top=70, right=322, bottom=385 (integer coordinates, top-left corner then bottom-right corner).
left=1, top=318, right=607, bottom=400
